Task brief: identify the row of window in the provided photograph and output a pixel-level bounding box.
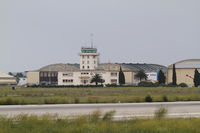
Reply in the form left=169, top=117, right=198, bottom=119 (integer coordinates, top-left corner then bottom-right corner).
left=82, top=61, right=96, bottom=64
left=40, top=72, right=57, bottom=77
left=62, top=79, right=117, bottom=84
left=61, top=72, right=117, bottom=78
left=63, top=72, right=117, bottom=76
left=63, top=79, right=73, bottom=83
left=82, top=66, right=90, bottom=69
left=82, top=55, right=96, bottom=59
left=63, top=73, right=73, bottom=77
left=81, top=72, right=89, bottom=75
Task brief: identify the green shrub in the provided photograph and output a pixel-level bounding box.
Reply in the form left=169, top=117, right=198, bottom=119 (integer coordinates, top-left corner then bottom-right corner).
left=102, top=110, right=116, bottom=121
left=106, top=84, right=118, bottom=87
left=74, top=98, right=80, bottom=104
left=138, top=81, right=155, bottom=87
left=158, top=83, right=167, bottom=87
left=145, top=95, right=153, bottom=102
left=0, top=97, right=19, bottom=105
left=167, top=83, right=178, bottom=87
left=90, top=110, right=101, bottom=122
left=162, top=95, right=168, bottom=102
left=178, top=83, right=188, bottom=87
left=154, top=107, right=168, bottom=119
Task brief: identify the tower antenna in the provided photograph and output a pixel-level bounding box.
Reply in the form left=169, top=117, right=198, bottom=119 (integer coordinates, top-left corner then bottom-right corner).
left=90, top=33, right=94, bottom=48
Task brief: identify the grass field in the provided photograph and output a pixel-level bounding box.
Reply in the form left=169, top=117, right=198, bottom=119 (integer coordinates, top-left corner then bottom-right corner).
left=0, top=113, right=199, bottom=133
left=0, top=86, right=200, bottom=104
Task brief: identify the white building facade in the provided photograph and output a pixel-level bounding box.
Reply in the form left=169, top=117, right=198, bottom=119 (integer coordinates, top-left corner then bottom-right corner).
left=58, top=70, right=118, bottom=85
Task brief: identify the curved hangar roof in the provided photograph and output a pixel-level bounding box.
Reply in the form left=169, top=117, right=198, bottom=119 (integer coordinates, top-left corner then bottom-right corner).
left=38, top=64, right=80, bottom=71
left=0, top=72, right=15, bottom=78
left=97, top=63, right=167, bottom=72
left=169, top=59, right=200, bottom=69
left=36, top=63, right=167, bottom=73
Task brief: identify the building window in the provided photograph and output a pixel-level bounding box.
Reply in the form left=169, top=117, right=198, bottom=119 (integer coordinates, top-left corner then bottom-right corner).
left=111, top=79, right=117, bottom=83
left=87, top=56, right=89, bottom=59
left=94, top=61, right=96, bottom=64
left=82, top=66, right=85, bottom=69
left=81, top=72, right=89, bottom=75
left=63, top=79, right=73, bottom=83
left=111, top=72, right=117, bottom=77
left=82, top=56, right=85, bottom=59
left=87, top=61, right=89, bottom=64
left=87, top=66, right=90, bottom=69
left=82, top=61, right=84, bottom=64
left=93, top=56, right=95, bottom=59
left=63, top=72, right=73, bottom=77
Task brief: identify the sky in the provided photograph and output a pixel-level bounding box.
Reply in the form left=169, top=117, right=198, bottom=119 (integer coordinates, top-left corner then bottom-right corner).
left=0, top=0, right=199, bottom=72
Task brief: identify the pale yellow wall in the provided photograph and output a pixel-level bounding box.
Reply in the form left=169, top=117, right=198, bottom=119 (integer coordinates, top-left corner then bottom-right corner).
left=167, top=68, right=200, bottom=86
left=124, top=72, right=133, bottom=85
left=27, top=72, right=39, bottom=85
left=0, top=79, right=16, bottom=85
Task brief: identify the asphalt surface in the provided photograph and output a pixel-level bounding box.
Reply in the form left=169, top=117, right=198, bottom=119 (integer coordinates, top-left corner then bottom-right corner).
left=0, top=102, right=200, bottom=118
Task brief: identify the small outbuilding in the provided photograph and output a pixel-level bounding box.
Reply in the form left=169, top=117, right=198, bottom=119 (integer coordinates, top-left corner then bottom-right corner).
left=0, top=72, right=17, bottom=85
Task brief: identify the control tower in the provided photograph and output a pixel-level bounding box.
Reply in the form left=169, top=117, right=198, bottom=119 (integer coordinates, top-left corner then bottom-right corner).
left=79, top=47, right=99, bottom=70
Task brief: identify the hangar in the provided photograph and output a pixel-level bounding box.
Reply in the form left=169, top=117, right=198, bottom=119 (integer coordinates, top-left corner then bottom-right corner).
left=167, top=59, right=200, bottom=86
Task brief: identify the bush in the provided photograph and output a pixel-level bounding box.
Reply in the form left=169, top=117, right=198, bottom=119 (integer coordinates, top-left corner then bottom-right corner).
left=154, top=107, right=168, bottom=119
left=145, top=95, right=153, bottom=102
left=158, top=83, right=167, bottom=87
left=0, top=97, right=19, bottom=105
left=138, top=81, right=155, bottom=87
left=90, top=110, right=101, bottom=122
left=102, top=111, right=116, bottom=121
left=167, top=83, right=178, bottom=87
left=106, top=84, right=118, bottom=87
left=74, top=98, right=80, bottom=104
left=162, top=95, right=168, bottom=102
left=178, top=83, right=188, bottom=87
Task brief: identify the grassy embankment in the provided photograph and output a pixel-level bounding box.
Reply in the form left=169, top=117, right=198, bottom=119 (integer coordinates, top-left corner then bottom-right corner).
left=0, top=111, right=199, bottom=133
left=0, top=86, right=200, bottom=104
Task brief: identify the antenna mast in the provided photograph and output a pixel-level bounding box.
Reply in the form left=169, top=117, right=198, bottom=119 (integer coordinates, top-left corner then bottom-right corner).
left=90, top=33, right=94, bottom=48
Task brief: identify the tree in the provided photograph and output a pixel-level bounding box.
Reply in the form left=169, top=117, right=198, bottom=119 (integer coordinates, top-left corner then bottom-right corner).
left=135, top=70, right=147, bottom=82
left=194, top=69, right=200, bottom=87
left=91, top=74, right=105, bottom=85
left=8, top=72, right=13, bottom=76
left=158, top=70, right=166, bottom=84
left=172, top=64, right=177, bottom=86
left=119, top=66, right=125, bottom=85
left=15, top=73, right=24, bottom=84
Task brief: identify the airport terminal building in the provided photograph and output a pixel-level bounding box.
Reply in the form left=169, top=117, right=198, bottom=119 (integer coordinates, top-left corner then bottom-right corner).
left=27, top=47, right=167, bottom=86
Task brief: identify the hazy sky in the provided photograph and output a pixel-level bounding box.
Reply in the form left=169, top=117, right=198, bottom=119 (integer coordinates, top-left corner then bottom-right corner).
left=0, top=0, right=199, bottom=72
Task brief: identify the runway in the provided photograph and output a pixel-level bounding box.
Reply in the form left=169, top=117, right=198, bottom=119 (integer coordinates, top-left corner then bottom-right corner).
left=0, top=101, right=200, bottom=118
